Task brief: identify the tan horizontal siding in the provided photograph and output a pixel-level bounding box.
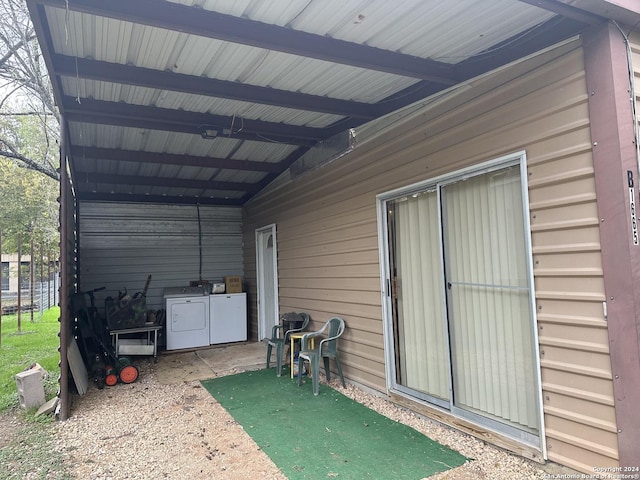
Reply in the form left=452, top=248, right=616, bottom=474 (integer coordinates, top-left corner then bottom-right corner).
left=537, top=298, right=607, bottom=327
left=278, top=285, right=381, bottom=305
left=544, top=394, right=616, bottom=431
left=533, top=251, right=603, bottom=275
left=243, top=41, right=616, bottom=472
left=544, top=438, right=617, bottom=473
left=277, top=300, right=383, bottom=326
left=546, top=415, right=618, bottom=457
left=279, top=263, right=381, bottom=279
left=543, top=368, right=614, bottom=405
left=524, top=48, right=616, bottom=465
left=539, top=323, right=609, bottom=353
left=278, top=251, right=376, bottom=270
left=280, top=235, right=379, bottom=261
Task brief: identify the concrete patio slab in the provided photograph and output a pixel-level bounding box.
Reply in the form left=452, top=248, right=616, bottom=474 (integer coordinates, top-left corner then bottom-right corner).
left=155, top=342, right=271, bottom=384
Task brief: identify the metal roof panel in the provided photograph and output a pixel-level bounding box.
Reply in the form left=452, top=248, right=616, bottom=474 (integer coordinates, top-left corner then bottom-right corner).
left=36, top=0, right=593, bottom=206
left=47, top=7, right=420, bottom=102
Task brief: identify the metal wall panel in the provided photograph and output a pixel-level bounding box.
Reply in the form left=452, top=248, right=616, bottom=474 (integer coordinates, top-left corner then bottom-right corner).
left=78, top=202, right=243, bottom=310
left=242, top=40, right=617, bottom=472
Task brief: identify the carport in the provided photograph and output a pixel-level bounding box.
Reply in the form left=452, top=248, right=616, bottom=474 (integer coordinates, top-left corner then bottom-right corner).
left=26, top=0, right=640, bottom=474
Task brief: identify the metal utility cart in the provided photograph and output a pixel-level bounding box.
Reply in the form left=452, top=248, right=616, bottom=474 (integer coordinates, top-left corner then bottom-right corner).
left=110, top=324, right=162, bottom=363
left=105, top=275, right=161, bottom=361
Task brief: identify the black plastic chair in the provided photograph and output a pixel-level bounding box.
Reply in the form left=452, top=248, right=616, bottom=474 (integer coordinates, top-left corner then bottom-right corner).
left=266, top=312, right=310, bottom=377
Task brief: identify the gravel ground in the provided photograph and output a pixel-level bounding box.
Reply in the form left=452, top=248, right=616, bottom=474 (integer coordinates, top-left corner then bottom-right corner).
left=35, top=359, right=573, bottom=479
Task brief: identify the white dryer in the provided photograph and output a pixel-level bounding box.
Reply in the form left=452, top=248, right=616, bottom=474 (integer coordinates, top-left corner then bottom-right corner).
left=164, top=287, right=210, bottom=350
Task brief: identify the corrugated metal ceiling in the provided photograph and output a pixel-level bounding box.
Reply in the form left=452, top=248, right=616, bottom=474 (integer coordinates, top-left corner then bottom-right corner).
left=26, top=0, right=622, bottom=205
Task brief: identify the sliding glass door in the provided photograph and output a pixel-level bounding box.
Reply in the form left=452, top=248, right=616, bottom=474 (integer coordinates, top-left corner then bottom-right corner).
left=382, top=155, right=541, bottom=441
left=390, top=189, right=449, bottom=405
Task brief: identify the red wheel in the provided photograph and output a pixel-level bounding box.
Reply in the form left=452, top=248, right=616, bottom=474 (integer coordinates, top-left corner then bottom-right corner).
left=105, top=373, right=118, bottom=386
left=119, top=364, right=139, bottom=384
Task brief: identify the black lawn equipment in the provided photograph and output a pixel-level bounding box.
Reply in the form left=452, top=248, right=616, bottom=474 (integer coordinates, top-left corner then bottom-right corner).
left=72, top=287, right=139, bottom=389
left=104, top=275, right=151, bottom=330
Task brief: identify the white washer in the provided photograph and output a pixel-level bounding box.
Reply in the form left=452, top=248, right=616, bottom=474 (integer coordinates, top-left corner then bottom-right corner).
left=164, top=287, right=210, bottom=350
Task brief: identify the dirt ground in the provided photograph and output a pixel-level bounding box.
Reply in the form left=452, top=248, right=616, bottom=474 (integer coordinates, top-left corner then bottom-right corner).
left=2, top=343, right=582, bottom=479
left=0, top=411, right=22, bottom=449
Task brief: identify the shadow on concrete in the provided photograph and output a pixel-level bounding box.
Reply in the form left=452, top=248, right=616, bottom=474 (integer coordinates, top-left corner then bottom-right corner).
left=155, top=341, right=271, bottom=384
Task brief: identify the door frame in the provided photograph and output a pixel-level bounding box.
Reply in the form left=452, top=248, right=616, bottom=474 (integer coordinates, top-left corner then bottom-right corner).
left=256, top=224, right=279, bottom=340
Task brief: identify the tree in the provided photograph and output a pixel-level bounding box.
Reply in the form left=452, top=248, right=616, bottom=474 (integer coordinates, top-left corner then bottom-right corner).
left=0, top=0, right=59, bottom=254
left=0, top=0, right=59, bottom=181
left=0, top=154, right=58, bottom=251
left=0, top=0, right=58, bottom=338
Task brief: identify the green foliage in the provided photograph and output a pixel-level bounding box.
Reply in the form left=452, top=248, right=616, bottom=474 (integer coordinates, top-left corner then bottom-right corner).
left=0, top=307, right=60, bottom=412
left=0, top=154, right=58, bottom=252
left=0, top=0, right=60, bottom=251
left=0, top=0, right=60, bottom=181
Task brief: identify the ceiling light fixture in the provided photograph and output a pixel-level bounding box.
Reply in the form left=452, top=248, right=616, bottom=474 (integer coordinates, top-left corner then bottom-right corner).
left=198, top=125, right=220, bottom=139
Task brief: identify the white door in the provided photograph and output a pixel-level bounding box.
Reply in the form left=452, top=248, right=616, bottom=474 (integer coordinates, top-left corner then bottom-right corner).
left=256, top=224, right=278, bottom=340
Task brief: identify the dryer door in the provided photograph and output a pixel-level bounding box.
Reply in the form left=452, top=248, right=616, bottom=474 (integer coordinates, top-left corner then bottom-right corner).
left=166, top=296, right=210, bottom=350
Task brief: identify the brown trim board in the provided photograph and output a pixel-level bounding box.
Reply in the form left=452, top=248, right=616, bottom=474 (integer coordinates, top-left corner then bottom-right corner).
left=583, top=21, right=640, bottom=467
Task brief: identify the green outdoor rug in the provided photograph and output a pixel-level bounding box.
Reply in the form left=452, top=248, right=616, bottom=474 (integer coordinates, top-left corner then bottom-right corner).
left=201, top=368, right=467, bottom=479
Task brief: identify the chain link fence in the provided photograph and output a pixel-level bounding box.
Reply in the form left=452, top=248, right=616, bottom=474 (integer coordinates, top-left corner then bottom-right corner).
left=1, top=260, right=59, bottom=316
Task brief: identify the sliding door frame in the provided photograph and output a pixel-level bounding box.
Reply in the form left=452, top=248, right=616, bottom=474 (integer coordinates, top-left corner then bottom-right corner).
left=376, top=151, right=546, bottom=451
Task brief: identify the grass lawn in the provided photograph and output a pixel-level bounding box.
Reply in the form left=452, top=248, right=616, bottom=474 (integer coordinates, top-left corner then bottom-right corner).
left=0, top=307, right=73, bottom=479
left=0, top=307, right=61, bottom=412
